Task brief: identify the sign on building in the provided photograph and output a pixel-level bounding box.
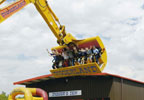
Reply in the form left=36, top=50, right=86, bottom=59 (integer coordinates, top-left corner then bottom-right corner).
left=49, top=90, right=82, bottom=97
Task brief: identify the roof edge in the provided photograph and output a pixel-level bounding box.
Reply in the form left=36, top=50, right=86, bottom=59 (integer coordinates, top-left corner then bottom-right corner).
left=14, top=74, right=53, bottom=85
left=14, top=73, right=144, bottom=85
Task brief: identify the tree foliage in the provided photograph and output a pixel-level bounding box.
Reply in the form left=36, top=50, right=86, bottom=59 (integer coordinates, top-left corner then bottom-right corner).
left=0, top=91, right=8, bottom=100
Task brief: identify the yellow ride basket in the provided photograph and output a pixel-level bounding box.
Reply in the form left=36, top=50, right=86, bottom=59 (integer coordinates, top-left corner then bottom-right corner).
left=50, top=36, right=107, bottom=78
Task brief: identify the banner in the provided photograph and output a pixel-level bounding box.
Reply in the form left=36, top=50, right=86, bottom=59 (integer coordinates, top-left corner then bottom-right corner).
left=0, top=0, right=26, bottom=19
left=50, top=63, right=102, bottom=78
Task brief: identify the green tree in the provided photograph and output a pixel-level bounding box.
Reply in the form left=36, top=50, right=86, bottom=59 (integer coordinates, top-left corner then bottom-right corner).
left=0, top=91, right=8, bottom=100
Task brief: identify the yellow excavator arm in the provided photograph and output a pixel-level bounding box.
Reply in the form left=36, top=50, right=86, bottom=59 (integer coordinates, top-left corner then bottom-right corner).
left=0, top=0, right=76, bottom=45
left=0, top=0, right=5, bottom=5
left=0, top=0, right=107, bottom=77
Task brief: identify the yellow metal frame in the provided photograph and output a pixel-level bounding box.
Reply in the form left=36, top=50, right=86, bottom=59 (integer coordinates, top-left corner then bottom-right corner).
left=51, top=36, right=107, bottom=78
left=0, top=0, right=5, bottom=5
left=0, top=0, right=75, bottom=45
left=0, top=0, right=107, bottom=78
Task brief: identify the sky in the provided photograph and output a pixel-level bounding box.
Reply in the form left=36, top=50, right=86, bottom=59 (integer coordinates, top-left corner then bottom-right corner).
left=0, top=0, right=144, bottom=94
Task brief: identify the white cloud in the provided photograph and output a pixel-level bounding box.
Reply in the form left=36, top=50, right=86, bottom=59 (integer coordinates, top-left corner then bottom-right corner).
left=0, top=0, right=144, bottom=94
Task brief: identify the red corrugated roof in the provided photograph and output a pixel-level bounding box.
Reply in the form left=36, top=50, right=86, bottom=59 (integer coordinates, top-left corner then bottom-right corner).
left=14, top=74, right=53, bottom=85
left=88, top=73, right=144, bottom=84
left=14, top=73, right=144, bottom=85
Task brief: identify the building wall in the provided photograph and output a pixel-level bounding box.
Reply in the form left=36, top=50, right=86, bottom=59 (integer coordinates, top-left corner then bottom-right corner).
left=26, top=76, right=144, bottom=100
left=26, top=76, right=112, bottom=100
left=109, top=77, right=122, bottom=100
left=122, top=79, right=144, bottom=100
left=110, top=77, right=144, bottom=100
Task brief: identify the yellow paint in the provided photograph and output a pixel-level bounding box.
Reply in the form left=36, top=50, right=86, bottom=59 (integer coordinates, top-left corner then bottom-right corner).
left=0, top=0, right=5, bottom=5
left=8, top=87, right=33, bottom=100
left=16, top=97, right=43, bottom=100
left=0, top=0, right=76, bottom=45
left=0, top=0, right=107, bottom=78
left=50, top=63, right=102, bottom=78
left=27, top=88, right=37, bottom=96
left=8, top=87, right=43, bottom=100
left=51, top=36, right=107, bottom=78
left=0, top=0, right=30, bottom=23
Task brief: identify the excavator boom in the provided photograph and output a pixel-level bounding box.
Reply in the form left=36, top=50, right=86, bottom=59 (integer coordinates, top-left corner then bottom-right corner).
left=0, top=0, right=5, bottom=5
left=0, top=0, right=30, bottom=23
left=0, top=0, right=75, bottom=45
left=0, top=0, right=107, bottom=78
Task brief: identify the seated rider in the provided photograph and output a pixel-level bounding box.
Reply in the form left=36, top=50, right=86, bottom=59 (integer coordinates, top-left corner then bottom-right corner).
left=47, top=49, right=63, bottom=69
left=73, top=46, right=79, bottom=65
left=79, top=48, right=87, bottom=64
left=66, top=47, right=75, bottom=66
left=92, top=46, right=99, bottom=63
left=62, top=48, right=69, bottom=67
left=86, top=47, right=93, bottom=63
